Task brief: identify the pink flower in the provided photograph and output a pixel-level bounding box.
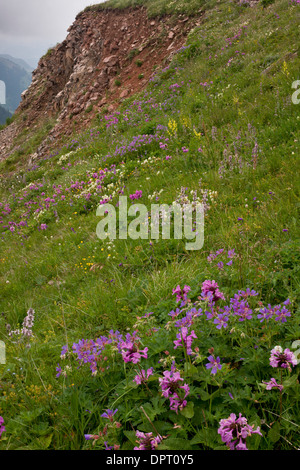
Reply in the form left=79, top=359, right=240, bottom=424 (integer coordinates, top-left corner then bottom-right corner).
left=173, top=327, right=197, bottom=355
left=133, top=368, right=154, bottom=385
left=134, top=431, right=163, bottom=450
left=269, top=346, right=297, bottom=371
left=159, top=369, right=190, bottom=414
left=201, top=280, right=225, bottom=303
left=119, top=338, right=148, bottom=364
left=172, top=284, right=191, bottom=304
left=262, top=378, right=283, bottom=392
left=218, top=413, right=262, bottom=450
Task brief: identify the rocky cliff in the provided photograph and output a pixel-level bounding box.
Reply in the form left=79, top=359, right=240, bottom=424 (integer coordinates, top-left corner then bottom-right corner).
left=0, top=6, right=202, bottom=162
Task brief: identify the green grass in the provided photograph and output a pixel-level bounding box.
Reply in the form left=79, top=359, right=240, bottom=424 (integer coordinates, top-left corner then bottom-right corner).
left=83, top=0, right=210, bottom=17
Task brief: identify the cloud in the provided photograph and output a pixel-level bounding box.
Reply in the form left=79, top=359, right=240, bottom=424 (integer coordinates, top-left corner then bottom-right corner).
left=0, top=1, right=104, bottom=63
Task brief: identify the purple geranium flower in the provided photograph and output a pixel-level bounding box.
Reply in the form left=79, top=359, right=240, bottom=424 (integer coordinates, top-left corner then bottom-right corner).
left=101, top=409, right=118, bottom=422
left=206, top=355, right=222, bottom=375
left=213, top=313, right=229, bottom=329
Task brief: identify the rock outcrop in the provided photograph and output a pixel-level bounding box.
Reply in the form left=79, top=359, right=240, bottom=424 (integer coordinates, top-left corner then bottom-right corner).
left=0, top=6, right=203, bottom=161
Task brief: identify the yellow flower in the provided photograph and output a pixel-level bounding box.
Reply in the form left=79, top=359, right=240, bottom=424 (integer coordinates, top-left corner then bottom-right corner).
left=282, top=61, right=289, bottom=77
left=193, top=128, right=202, bottom=139
left=167, top=119, right=178, bottom=136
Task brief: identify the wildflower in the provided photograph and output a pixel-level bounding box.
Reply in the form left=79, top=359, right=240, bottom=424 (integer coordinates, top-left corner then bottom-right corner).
left=169, top=308, right=182, bottom=319
left=8, top=308, right=35, bottom=342
left=84, top=434, right=100, bottom=441
left=274, top=305, right=291, bottom=323
left=218, top=413, right=262, bottom=450
left=133, top=368, right=154, bottom=385
left=213, top=313, right=229, bottom=329
left=262, top=378, right=283, bottom=392
left=257, top=306, right=273, bottom=322
left=129, top=190, right=143, bottom=201
left=159, top=369, right=190, bottom=413
left=201, top=280, right=225, bottom=303
left=172, top=284, right=191, bottom=305
left=173, top=327, right=197, bottom=355
left=56, top=364, right=62, bottom=378
left=101, top=409, right=118, bottom=422
left=0, top=416, right=5, bottom=438
left=60, top=345, right=68, bottom=359
left=270, top=347, right=297, bottom=371
left=231, top=300, right=253, bottom=322
left=119, top=335, right=148, bottom=364
left=134, top=431, right=163, bottom=450
left=206, top=355, right=223, bottom=375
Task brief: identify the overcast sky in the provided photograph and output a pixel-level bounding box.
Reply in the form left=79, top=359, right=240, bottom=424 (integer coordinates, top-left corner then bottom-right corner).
left=0, top=0, right=105, bottom=67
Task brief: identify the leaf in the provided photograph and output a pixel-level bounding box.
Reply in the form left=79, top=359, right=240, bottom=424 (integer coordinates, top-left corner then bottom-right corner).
left=123, top=430, right=137, bottom=446
left=282, top=375, right=298, bottom=389
left=184, top=362, right=199, bottom=377
left=190, top=429, right=216, bottom=447
left=157, top=438, right=194, bottom=450
left=268, top=421, right=281, bottom=443
left=196, top=389, right=211, bottom=401
left=180, top=401, right=194, bottom=419
left=37, top=434, right=53, bottom=449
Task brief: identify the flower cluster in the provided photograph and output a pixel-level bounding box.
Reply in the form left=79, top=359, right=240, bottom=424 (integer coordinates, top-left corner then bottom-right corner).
left=201, top=280, right=225, bottom=303
left=134, top=431, right=163, bottom=450
left=257, top=299, right=291, bottom=323
left=129, top=190, right=143, bottom=201
left=207, top=248, right=236, bottom=269
left=119, top=332, right=148, bottom=364
left=173, top=327, right=197, bottom=355
left=159, top=368, right=190, bottom=413
left=172, top=284, right=191, bottom=305
left=133, top=368, right=154, bottom=385
left=218, top=413, right=262, bottom=450
left=7, top=308, right=35, bottom=344
left=269, top=346, right=297, bottom=372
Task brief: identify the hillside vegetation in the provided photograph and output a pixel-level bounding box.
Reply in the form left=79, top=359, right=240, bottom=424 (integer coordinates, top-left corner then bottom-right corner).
left=0, top=0, right=299, bottom=451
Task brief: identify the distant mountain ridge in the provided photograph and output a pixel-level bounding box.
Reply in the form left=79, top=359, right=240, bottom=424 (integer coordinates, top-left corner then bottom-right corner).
left=0, top=54, right=33, bottom=73
left=0, top=56, right=32, bottom=118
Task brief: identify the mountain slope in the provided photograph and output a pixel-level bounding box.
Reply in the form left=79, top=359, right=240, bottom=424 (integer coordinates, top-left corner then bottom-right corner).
left=0, top=6, right=202, bottom=162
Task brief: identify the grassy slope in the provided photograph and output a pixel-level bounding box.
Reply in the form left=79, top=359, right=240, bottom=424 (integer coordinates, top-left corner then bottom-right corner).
left=0, top=0, right=299, bottom=450
left=83, top=0, right=210, bottom=16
